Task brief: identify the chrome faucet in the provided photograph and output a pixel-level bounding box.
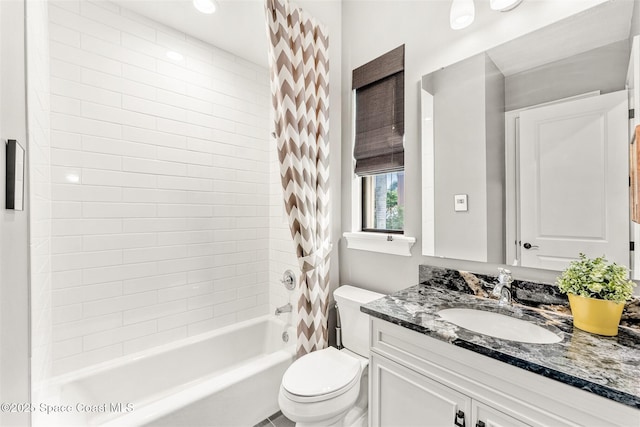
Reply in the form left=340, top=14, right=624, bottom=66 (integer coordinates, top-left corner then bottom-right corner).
left=492, top=268, right=513, bottom=305
left=275, top=303, right=292, bottom=316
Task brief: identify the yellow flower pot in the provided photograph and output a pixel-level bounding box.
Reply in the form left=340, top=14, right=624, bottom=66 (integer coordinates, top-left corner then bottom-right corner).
left=568, top=294, right=625, bottom=336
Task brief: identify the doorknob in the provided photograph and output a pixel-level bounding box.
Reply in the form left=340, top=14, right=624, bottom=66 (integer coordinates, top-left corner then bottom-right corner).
left=523, top=242, right=539, bottom=250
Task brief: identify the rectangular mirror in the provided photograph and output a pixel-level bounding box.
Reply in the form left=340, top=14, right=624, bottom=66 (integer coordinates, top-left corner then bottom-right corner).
left=6, top=139, right=25, bottom=211
left=421, top=0, right=639, bottom=274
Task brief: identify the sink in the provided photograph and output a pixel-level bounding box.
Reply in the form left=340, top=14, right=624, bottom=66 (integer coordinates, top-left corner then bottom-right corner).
left=437, top=308, right=562, bottom=344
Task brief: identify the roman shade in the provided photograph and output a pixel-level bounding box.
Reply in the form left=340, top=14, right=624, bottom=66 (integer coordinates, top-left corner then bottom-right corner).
left=353, top=45, right=405, bottom=176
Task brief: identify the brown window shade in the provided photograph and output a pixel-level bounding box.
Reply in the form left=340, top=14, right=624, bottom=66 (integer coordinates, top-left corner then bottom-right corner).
left=353, top=45, right=405, bottom=176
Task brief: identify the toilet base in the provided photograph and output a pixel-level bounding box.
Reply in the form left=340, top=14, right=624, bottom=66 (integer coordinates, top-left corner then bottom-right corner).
left=293, top=372, right=368, bottom=427
left=295, top=406, right=367, bottom=427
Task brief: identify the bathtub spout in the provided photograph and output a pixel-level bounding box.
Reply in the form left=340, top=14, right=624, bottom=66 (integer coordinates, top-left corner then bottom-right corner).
left=275, top=303, right=292, bottom=316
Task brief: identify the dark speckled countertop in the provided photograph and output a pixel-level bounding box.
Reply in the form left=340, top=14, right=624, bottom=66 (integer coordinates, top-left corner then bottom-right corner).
left=360, top=266, right=640, bottom=409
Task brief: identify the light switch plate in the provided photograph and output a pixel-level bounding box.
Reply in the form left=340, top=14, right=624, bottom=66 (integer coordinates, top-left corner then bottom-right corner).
left=454, top=194, right=467, bottom=212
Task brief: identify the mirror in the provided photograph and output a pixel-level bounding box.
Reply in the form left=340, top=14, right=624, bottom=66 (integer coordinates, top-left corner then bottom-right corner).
left=6, top=139, right=25, bottom=211
left=421, top=0, right=638, bottom=273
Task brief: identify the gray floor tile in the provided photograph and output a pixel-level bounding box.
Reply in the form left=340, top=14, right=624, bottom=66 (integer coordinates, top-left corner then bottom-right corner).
left=253, top=418, right=273, bottom=427
left=270, top=413, right=295, bottom=427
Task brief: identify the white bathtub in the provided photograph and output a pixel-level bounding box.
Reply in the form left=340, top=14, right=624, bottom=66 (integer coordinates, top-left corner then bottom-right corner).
left=45, top=315, right=295, bottom=427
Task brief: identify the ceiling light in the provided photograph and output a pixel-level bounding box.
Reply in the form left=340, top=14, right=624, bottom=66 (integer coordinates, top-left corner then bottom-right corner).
left=490, top=0, right=523, bottom=12
left=450, top=0, right=475, bottom=30
left=166, top=51, right=184, bottom=61
left=193, top=0, right=217, bottom=14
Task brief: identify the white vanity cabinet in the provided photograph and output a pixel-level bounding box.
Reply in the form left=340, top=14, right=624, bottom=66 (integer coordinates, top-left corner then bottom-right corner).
left=473, top=401, right=530, bottom=427
left=368, top=318, right=640, bottom=427
left=371, top=354, right=531, bottom=427
left=370, top=353, right=470, bottom=426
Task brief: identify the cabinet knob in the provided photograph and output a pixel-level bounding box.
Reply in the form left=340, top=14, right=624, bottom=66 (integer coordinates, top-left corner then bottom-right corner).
left=476, top=421, right=486, bottom=427
left=454, top=409, right=466, bottom=427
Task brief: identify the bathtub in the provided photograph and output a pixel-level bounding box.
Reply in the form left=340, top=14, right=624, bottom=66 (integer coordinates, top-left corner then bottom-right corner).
left=45, top=315, right=295, bottom=427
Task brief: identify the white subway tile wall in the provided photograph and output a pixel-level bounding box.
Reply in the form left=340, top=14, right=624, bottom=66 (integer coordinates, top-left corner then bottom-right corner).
left=49, top=0, right=274, bottom=375
left=27, top=0, right=52, bottom=416
left=268, top=136, right=300, bottom=325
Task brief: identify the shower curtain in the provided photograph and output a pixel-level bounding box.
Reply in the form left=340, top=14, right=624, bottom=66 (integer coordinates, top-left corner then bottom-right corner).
left=264, top=0, right=331, bottom=357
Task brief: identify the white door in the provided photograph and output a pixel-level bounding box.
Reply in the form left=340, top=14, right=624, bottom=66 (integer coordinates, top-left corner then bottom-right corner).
left=519, top=90, right=628, bottom=270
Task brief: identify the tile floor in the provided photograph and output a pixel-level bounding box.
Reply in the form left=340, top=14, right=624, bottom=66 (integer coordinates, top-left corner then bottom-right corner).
left=254, top=411, right=295, bottom=427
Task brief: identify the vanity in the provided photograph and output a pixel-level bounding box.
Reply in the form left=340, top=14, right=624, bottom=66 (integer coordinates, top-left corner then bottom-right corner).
left=361, top=266, right=640, bottom=427
left=360, top=3, right=640, bottom=424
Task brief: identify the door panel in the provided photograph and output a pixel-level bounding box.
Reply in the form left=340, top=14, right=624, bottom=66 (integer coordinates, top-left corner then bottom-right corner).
left=370, top=353, right=471, bottom=427
left=473, top=400, right=531, bottom=427
left=519, top=90, right=629, bottom=269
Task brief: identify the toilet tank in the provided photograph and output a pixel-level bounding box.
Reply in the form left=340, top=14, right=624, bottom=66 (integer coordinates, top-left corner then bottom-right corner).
left=334, top=285, right=384, bottom=357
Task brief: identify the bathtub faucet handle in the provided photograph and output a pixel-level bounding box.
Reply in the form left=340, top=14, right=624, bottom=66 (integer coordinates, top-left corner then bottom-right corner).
left=280, top=270, right=296, bottom=291
left=275, top=303, right=293, bottom=316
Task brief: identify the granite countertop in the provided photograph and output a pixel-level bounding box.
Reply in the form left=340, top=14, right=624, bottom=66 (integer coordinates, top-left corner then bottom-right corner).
left=360, top=267, right=640, bottom=409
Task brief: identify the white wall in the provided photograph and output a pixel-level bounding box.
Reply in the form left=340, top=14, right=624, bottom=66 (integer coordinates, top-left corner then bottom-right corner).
left=27, top=0, right=53, bottom=418
left=0, top=1, right=31, bottom=425
left=340, top=0, right=609, bottom=294
left=423, top=54, right=504, bottom=263
left=633, top=0, right=640, bottom=39
left=268, top=137, right=298, bottom=322
left=505, top=39, right=630, bottom=111
left=48, top=0, right=273, bottom=375
left=484, top=55, right=506, bottom=264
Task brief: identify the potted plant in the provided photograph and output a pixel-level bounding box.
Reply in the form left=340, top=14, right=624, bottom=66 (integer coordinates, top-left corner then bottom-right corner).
left=556, top=253, right=636, bottom=336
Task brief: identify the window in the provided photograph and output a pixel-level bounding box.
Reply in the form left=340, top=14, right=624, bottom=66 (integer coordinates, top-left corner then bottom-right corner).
left=362, top=171, right=404, bottom=232
left=353, top=45, right=405, bottom=232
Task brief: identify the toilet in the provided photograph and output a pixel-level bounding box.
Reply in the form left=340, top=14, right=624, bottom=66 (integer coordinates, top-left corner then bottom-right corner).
left=278, top=285, right=384, bottom=427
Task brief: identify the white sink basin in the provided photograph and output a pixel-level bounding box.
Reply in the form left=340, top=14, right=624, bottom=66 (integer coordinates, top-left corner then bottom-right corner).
left=437, top=308, right=562, bottom=344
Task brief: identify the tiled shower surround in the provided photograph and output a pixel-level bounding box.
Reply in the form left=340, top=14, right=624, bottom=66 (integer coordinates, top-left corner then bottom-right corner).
left=48, top=0, right=283, bottom=375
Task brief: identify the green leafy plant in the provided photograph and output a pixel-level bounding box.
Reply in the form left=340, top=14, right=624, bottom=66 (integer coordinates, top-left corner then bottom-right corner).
left=556, top=253, right=636, bottom=303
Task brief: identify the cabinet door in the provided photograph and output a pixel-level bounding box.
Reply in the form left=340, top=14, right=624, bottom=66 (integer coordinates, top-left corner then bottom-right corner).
left=370, top=353, right=472, bottom=427
left=473, top=401, right=531, bottom=427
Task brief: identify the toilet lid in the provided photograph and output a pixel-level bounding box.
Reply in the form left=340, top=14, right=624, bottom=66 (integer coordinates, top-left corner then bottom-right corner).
left=282, top=347, right=361, bottom=397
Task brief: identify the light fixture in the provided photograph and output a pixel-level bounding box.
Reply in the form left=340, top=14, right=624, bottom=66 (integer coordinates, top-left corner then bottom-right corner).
left=450, top=0, right=475, bottom=30
left=193, top=0, right=217, bottom=14
left=166, top=51, right=184, bottom=61
left=490, top=0, right=523, bottom=12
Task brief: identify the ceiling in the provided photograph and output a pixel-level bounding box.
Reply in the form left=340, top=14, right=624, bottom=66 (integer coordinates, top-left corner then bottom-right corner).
left=487, top=0, right=634, bottom=76
left=111, top=0, right=269, bottom=67
left=112, top=0, right=634, bottom=73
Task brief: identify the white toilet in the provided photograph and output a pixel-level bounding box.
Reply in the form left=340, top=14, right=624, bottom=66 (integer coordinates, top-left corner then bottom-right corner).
left=278, top=285, right=384, bottom=427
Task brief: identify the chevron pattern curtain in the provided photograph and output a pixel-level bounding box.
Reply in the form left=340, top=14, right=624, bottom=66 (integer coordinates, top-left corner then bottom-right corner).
left=265, top=0, right=331, bottom=357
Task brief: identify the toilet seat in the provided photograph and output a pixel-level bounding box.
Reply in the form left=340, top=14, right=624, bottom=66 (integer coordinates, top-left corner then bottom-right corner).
left=281, top=347, right=361, bottom=403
